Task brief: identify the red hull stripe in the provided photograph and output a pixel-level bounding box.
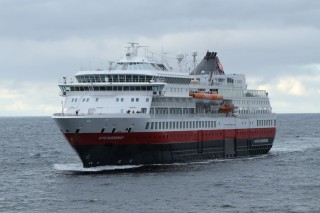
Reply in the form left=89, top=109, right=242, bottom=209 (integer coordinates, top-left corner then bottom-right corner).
left=64, top=128, right=276, bottom=145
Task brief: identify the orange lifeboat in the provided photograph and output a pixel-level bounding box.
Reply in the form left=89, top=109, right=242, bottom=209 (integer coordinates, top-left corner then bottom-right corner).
left=189, top=92, right=223, bottom=100
left=219, top=104, right=235, bottom=113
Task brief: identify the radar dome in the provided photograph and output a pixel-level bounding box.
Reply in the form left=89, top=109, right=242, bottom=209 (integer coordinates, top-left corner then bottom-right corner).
left=176, top=52, right=184, bottom=63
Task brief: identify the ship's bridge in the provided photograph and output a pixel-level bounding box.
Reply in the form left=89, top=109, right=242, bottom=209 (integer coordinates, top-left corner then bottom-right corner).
left=70, top=69, right=192, bottom=85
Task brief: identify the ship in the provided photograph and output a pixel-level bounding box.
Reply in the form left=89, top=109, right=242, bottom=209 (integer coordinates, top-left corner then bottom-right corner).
left=52, top=43, right=276, bottom=167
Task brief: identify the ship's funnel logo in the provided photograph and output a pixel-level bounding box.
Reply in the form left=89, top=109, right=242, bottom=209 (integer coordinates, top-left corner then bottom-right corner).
left=216, top=57, right=224, bottom=74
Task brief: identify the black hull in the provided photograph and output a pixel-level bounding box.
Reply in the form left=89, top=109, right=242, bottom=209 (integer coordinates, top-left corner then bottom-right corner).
left=72, top=138, right=274, bottom=168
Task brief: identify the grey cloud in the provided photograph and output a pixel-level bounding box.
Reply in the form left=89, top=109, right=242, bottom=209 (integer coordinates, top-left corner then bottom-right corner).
left=0, top=0, right=320, bottom=114
left=1, top=0, right=320, bottom=40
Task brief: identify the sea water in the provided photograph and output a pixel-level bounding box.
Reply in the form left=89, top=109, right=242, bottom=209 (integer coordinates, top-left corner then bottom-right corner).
left=0, top=114, right=319, bottom=212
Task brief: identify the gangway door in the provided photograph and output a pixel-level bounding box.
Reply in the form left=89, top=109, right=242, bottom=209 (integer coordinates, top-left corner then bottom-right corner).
left=197, top=130, right=203, bottom=153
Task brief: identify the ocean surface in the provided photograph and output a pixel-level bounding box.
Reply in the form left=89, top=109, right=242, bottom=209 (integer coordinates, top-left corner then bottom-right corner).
left=0, top=114, right=319, bottom=213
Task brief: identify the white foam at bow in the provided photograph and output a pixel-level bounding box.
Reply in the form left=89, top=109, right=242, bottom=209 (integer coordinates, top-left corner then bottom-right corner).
left=53, top=163, right=142, bottom=172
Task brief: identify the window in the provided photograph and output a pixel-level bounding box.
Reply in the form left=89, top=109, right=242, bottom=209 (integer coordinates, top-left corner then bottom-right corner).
left=95, top=98, right=99, bottom=102
left=136, top=98, right=139, bottom=102
left=145, top=122, right=149, bottom=129
left=116, top=98, right=119, bottom=102
left=121, top=98, right=124, bottom=102
left=131, top=98, right=134, bottom=102
left=146, top=98, right=149, bottom=102
left=82, top=98, right=85, bottom=102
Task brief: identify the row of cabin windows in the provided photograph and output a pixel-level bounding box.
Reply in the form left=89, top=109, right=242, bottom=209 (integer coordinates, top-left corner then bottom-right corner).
left=76, top=74, right=153, bottom=83
left=150, top=108, right=194, bottom=115
left=149, top=108, right=272, bottom=115
left=70, top=97, right=149, bottom=103
left=169, top=88, right=189, bottom=93
left=75, top=74, right=191, bottom=84
left=145, top=120, right=217, bottom=130
left=257, top=119, right=276, bottom=127
left=234, top=100, right=270, bottom=105
left=116, top=98, right=150, bottom=102
left=61, top=85, right=160, bottom=92
left=71, top=97, right=99, bottom=102
left=239, top=109, right=272, bottom=114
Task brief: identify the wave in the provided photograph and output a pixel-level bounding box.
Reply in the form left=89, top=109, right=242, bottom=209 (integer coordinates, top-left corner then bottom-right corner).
left=272, top=137, right=320, bottom=154
left=272, top=144, right=319, bottom=154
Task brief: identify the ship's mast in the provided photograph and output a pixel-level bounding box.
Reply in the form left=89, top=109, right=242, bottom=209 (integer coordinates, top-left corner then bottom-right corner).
left=126, top=42, right=148, bottom=57
left=192, top=51, right=198, bottom=74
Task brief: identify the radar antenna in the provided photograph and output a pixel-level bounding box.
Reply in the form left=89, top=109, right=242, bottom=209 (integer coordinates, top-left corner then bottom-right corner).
left=107, top=61, right=114, bottom=71
left=126, top=42, right=148, bottom=57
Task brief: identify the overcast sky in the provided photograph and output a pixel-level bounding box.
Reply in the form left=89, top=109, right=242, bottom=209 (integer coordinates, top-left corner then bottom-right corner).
left=0, top=0, right=319, bottom=116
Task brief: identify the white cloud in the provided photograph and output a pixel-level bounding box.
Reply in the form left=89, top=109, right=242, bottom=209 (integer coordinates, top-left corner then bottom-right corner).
left=0, top=81, right=61, bottom=116
left=0, top=87, right=21, bottom=99
left=276, top=78, right=306, bottom=96
left=249, top=70, right=320, bottom=113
